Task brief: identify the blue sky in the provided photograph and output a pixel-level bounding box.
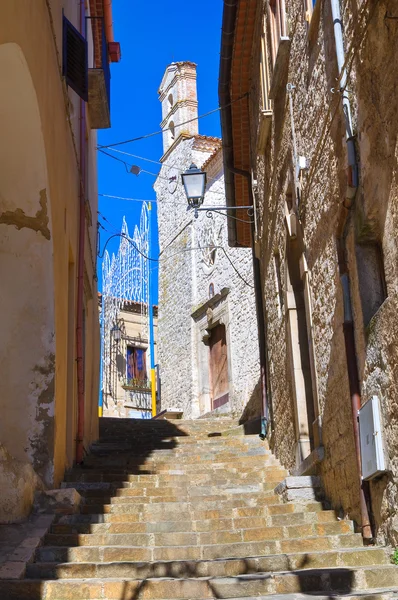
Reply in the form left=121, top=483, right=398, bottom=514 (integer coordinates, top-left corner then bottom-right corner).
left=97, top=0, right=224, bottom=305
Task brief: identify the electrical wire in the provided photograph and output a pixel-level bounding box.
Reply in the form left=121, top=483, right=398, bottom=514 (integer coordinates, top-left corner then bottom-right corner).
left=98, top=93, right=248, bottom=149
left=99, top=193, right=156, bottom=203
left=98, top=147, right=229, bottom=198
left=97, top=225, right=254, bottom=288
left=100, top=147, right=223, bottom=186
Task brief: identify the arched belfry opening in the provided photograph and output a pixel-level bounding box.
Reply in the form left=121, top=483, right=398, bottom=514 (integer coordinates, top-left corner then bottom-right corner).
left=0, top=43, right=55, bottom=485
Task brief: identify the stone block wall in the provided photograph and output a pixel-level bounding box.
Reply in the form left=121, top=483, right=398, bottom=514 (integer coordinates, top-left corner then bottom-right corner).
left=250, top=0, right=398, bottom=542
left=155, top=135, right=260, bottom=420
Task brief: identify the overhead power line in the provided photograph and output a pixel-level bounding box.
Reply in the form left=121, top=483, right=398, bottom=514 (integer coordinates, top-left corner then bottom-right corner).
left=97, top=93, right=248, bottom=149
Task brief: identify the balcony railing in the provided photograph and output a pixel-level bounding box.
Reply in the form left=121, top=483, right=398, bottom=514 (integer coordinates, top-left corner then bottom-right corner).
left=87, top=17, right=111, bottom=129
left=122, top=377, right=152, bottom=393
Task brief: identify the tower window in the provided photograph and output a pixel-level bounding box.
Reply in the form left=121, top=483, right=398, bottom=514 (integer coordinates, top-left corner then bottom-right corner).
left=168, top=93, right=174, bottom=108
left=169, top=121, right=175, bottom=140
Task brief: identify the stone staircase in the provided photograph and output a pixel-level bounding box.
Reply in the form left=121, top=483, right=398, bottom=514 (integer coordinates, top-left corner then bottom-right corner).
left=1, top=416, right=398, bottom=599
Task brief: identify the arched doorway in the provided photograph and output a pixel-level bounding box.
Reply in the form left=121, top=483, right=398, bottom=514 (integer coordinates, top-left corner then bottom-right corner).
left=0, top=43, right=55, bottom=486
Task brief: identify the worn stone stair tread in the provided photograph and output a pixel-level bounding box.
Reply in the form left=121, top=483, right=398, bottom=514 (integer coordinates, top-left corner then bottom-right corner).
left=26, top=546, right=392, bottom=580
left=43, top=522, right=355, bottom=548
left=4, top=568, right=398, bottom=599
left=34, top=532, right=364, bottom=564
left=51, top=511, right=341, bottom=534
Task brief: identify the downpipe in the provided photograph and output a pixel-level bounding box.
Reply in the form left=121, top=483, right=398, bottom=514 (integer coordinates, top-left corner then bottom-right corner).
left=76, top=0, right=87, bottom=464
left=331, top=0, right=373, bottom=540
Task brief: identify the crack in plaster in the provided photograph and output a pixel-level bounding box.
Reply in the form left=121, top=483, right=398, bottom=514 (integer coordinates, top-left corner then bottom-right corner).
left=0, top=189, right=51, bottom=240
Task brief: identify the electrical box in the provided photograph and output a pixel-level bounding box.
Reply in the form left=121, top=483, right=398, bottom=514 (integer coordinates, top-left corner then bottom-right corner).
left=358, top=395, right=387, bottom=480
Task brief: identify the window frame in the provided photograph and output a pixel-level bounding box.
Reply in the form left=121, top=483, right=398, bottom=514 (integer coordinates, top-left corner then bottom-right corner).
left=260, top=20, right=272, bottom=113
left=268, top=0, right=288, bottom=67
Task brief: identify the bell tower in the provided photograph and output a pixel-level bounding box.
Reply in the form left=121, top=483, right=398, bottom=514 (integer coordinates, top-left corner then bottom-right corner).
left=158, top=62, right=198, bottom=155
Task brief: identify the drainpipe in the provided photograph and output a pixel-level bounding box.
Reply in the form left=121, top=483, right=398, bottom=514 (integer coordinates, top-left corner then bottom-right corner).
left=103, top=0, right=114, bottom=44
left=331, top=0, right=373, bottom=540
left=76, top=0, right=87, bottom=464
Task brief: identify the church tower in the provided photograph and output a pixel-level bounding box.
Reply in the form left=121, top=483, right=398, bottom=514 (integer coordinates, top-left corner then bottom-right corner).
left=158, top=62, right=198, bottom=155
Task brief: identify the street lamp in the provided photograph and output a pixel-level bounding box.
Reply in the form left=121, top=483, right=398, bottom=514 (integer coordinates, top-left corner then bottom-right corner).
left=181, top=163, right=207, bottom=210
left=111, top=323, right=122, bottom=343
left=181, top=163, right=254, bottom=220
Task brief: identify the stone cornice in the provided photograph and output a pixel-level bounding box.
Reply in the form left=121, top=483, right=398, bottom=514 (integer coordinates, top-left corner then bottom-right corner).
left=191, top=287, right=230, bottom=320
left=159, top=134, right=221, bottom=164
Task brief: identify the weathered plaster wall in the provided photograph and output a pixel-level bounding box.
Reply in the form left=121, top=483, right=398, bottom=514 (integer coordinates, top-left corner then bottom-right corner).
left=155, top=134, right=260, bottom=419
left=102, top=305, right=158, bottom=419
left=0, top=1, right=100, bottom=520
left=250, top=0, right=398, bottom=540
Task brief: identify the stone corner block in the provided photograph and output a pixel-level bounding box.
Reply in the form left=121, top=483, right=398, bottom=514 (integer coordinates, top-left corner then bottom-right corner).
left=0, top=561, right=26, bottom=580
left=274, top=475, right=323, bottom=503
left=33, top=487, right=81, bottom=515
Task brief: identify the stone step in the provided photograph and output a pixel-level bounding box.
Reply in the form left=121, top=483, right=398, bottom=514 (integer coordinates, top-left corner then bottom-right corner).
left=80, top=481, right=286, bottom=504
left=62, top=467, right=282, bottom=486
left=70, top=453, right=276, bottom=469
left=78, top=493, right=283, bottom=515
left=91, top=436, right=265, bottom=449
left=51, top=510, right=340, bottom=535
left=55, top=501, right=325, bottom=527
left=34, top=533, right=363, bottom=563
left=88, top=444, right=271, bottom=456
left=1, top=580, right=397, bottom=600
left=43, top=521, right=355, bottom=548
left=64, top=462, right=281, bottom=482
left=26, top=547, right=391, bottom=580
left=4, top=565, right=398, bottom=599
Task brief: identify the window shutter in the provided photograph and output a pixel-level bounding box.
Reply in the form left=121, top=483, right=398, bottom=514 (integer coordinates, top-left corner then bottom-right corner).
left=62, top=16, right=88, bottom=101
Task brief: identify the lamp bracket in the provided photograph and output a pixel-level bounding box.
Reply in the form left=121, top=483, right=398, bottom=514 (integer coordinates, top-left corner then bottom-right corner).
left=192, top=205, right=254, bottom=219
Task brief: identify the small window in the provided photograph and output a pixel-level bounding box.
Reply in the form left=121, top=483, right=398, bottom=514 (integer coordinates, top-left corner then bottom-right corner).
left=168, top=93, right=174, bottom=108
left=268, top=0, right=288, bottom=66
left=169, top=121, right=175, bottom=140
left=356, top=243, right=387, bottom=327
left=209, top=283, right=215, bottom=298
left=126, top=346, right=147, bottom=384
left=62, top=16, right=88, bottom=101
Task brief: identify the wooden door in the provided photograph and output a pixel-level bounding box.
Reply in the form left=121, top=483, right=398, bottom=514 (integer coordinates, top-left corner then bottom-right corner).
left=209, top=323, right=229, bottom=409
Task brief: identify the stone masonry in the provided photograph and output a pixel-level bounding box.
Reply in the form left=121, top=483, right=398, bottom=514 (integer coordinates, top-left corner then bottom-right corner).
left=154, top=62, right=261, bottom=420
left=230, top=0, right=398, bottom=545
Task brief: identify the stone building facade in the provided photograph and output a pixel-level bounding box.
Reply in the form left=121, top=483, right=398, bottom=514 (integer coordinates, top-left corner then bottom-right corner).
left=219, top=0, right=398, bottom=544
left=100, top=298, right=158, bottom=419
left=0, top=1, right=120, bottom=522
left=154, top=62, right=261, bottom=420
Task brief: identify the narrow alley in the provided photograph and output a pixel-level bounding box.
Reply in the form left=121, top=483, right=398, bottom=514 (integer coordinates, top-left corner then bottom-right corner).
left=1, top=0, right=398, bottom=598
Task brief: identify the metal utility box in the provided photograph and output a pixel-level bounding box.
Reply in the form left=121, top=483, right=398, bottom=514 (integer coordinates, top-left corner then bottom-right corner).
left=358, top=395, right=387, bottom=480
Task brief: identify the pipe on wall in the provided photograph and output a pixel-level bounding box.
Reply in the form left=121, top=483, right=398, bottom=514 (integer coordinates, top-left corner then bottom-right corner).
left=76, top=0, right=88, bottom=464
left=103, top=0, right=114, bottom=43
left=331, top=0, right=373, bottom=540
